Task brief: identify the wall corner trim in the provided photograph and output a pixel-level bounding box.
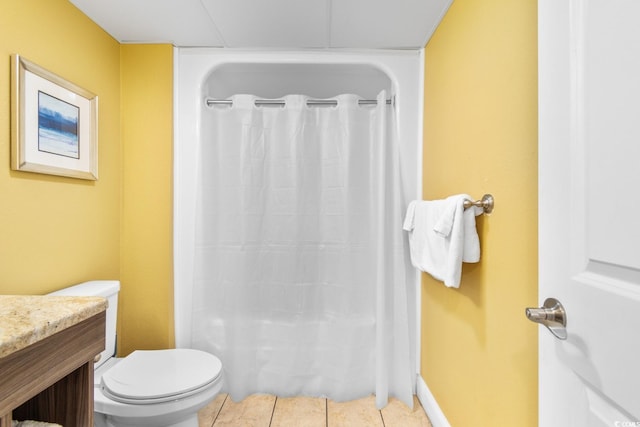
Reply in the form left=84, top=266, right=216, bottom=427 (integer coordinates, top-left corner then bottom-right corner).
left=417, top=375, right=451, bottom=427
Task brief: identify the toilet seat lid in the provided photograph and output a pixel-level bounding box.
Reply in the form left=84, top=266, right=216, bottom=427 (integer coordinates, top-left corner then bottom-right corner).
left=100, top=349, right=222, bottom=404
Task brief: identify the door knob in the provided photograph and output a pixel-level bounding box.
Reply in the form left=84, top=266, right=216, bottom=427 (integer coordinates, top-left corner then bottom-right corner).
left=525, top=298, right=567, bottom=340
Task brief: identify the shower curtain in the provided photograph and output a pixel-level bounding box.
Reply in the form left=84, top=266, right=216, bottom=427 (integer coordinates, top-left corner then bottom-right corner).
left=191, top=90, right=413, bottom=409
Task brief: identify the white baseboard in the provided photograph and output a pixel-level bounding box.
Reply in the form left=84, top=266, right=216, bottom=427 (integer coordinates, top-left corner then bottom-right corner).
left=416, top=375, right=451, bottom=427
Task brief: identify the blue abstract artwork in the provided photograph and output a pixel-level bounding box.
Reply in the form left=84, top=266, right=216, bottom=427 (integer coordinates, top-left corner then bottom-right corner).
left=38, top=91, right=79, bottom=159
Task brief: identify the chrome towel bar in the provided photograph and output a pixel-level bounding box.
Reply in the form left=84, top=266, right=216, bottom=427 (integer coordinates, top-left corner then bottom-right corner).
left=463, top=194, right=494, bottom=214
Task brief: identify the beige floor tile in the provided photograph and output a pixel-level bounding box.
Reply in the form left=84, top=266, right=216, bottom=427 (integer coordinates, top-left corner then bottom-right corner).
left=327, top=395, right=384, bottom=427
left=213, top=394, right=276, bottom=427
left=270, top=396, right=327, bottom=427
left=199, top=393, right=229, bottom=427
left=199, top=392, right=432, bottom=427
left=380, top=396, right=432, bottom=427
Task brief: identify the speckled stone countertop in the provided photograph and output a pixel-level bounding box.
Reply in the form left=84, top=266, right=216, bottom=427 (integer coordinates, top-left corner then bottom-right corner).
left=0, top=295, right=107, bottom=359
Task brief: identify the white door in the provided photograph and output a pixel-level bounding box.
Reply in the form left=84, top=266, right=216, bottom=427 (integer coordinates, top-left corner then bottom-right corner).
left=538, top=0, right=640, bottom=425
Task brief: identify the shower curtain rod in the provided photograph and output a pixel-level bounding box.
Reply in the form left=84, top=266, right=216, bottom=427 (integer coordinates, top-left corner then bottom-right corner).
left=205, top=97, right=394, bottom=107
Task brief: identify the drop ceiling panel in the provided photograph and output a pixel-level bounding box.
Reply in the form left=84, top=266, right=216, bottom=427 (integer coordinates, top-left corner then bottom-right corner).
left=201, top=0, right=329, bottom=48
left=68, top=0, right=225, bottom=46
left=330, top=0, right=453, bottom=48
left=67, top=0, right=452, bottom=49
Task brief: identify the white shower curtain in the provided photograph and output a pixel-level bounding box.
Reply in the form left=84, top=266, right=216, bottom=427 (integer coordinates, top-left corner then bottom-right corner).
left=191, top=90, right=413, bottom=408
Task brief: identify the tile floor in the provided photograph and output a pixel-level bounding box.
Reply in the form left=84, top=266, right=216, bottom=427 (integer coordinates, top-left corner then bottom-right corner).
left=198, top=393, right=432, bottom=427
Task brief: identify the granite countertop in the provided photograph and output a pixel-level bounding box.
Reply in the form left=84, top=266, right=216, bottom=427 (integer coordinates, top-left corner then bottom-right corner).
left=0, top=295, right=107, bottom=359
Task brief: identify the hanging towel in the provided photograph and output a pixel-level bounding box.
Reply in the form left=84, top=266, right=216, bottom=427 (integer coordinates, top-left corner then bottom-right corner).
left=403, top=194, right=482, bottom=288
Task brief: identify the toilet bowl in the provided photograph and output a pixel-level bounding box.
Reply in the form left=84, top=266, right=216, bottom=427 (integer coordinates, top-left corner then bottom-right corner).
left=49, top=281, right=223, bottom=427
left=94, top=349, right=223, bottom=427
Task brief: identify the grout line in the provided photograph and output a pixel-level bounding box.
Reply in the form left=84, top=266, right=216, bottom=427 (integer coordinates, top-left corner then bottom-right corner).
left=211, top=394, right=228, bottom=426
left=325, top=398, right=328, bottom=427
left=380, top=409, right=386, bottom=427
left=268, top=396, right=278, bottom=427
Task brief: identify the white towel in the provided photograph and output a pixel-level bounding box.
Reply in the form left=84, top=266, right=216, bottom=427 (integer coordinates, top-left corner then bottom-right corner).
left=403, top=194, right=482, bottom=288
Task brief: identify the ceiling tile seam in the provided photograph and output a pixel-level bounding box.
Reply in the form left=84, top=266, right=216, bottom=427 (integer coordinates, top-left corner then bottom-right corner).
left=198, top=0, right=228, bottom=48
left=326, top=0, right=333, bottom=48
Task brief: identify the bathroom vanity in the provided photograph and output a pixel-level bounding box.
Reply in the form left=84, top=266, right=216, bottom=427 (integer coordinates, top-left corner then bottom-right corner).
left=0, top=295, right=106, bottom=427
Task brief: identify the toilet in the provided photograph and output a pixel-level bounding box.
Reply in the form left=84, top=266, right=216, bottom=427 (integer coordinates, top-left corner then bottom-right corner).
left=49, top=281, right=223, bottom=427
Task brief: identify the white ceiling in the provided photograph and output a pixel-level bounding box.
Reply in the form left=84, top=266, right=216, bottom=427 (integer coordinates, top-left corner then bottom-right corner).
left=68, top=0, right=453, bottom=49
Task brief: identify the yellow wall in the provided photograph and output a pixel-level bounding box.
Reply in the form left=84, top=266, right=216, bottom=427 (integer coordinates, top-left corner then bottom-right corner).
left=0, top=0, right=121, bottom=294
left=422, top=0, right=538, bottom=426
left=119, top=45, right=174, bottom=355
left=0, top=1, right=174, bottom=354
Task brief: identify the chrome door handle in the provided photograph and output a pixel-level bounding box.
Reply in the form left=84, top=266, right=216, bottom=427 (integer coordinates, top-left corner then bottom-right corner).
left=525, top=298, right=567, bottom=340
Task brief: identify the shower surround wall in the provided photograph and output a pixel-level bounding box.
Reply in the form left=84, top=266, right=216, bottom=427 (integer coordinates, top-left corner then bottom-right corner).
left=174, top=49, right=423, bottom=404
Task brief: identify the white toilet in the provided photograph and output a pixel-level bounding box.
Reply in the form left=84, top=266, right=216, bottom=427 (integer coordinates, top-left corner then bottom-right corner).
left=49, top=281, right=223, bottom=427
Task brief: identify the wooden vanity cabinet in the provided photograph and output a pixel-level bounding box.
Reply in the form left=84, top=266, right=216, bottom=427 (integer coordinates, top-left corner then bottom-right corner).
left=0, top=311, right=105, bottom=427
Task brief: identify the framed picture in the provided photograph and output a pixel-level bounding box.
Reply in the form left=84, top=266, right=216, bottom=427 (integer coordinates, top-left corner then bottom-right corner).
left=11, top=54, right=98, bottom=180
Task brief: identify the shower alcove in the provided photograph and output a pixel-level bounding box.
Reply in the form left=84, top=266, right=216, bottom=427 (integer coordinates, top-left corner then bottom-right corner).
left=174, top=49, right=423, bottom=404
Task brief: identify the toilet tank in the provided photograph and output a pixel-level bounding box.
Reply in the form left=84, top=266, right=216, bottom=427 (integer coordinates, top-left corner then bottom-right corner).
left=48, top=280, right=120, bottom=369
